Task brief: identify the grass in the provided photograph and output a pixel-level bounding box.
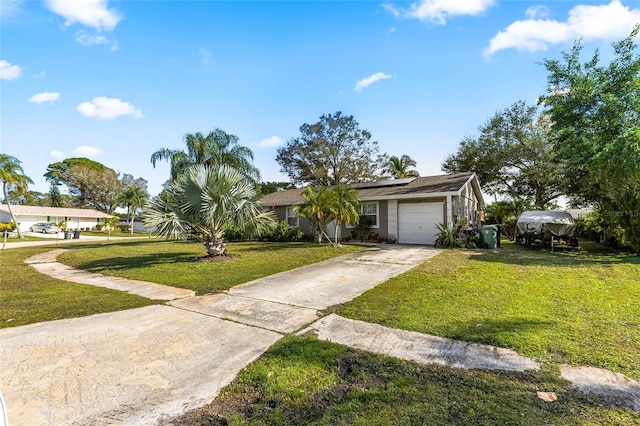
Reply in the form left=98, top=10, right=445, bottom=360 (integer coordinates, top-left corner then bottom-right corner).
left=2, top=234, right=60, bottom=242
left=80, top=230, right=150, bottom=238
left=0, top=246, right=156, bottom=328
left=333, top=241, right=640, bottom=380
left=59, top=240, right=366, bottom=294
left=166, top=335, right=638, bottom=426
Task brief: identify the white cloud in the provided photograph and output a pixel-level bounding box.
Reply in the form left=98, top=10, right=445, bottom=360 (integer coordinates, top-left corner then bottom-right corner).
left=354, top=72, right=392, bottom=91
left=76, top=31, right=110, bottom=46
left=258, top=136, right=285, bottom=148
left=46, top=0, right=121, bottom=31
left=0, top=60, right=22, bottom=80
left=385, top=0, right=495, bottom=24
left=0, top=0, right=23, bottom=17
left=72, top=146, right=102, bottom=157
left=49, top=149, right=65, bottom=159
left=77, top=97, right=143, bottom=119
left=28, top=91, right=61, bottom=104
left=485, top=0, right=640, bottom=56
left=525, top=5, right=550, bottom=20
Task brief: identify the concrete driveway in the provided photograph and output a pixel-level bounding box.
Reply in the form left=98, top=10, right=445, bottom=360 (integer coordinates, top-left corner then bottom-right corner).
left=0, top=245, right=441, bottom=425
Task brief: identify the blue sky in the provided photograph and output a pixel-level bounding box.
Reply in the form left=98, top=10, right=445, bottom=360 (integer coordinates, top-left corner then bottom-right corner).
left=2, top=0, right=639, bottom=198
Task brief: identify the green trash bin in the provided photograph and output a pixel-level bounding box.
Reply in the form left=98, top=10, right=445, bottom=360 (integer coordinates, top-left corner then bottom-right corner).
left=64, top=230, right=72, bottom=240
left=480, top=225, right=498, bottom=249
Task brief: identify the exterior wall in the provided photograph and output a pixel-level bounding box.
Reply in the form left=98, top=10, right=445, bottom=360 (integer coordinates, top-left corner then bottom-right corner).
left=452, top=182, right=482, bottom=227
left=340, top=200, right=390, bottom=242
left=273, top=206, right=313, bottom=236
left=387, top=200, right=398, bottom=241
left=0, top=210, right=11, bottom=223
left=119, top=220, right=151, bottom=232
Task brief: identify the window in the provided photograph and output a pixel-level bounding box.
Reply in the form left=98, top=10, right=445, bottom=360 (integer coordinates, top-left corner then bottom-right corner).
left=355, top=202, right=378, bottom=227
left=286, top=206, right=298, bottom=227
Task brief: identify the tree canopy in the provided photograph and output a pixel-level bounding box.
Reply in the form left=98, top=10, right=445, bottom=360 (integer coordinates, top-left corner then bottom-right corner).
left=276, top=112, right=388, bottom=186
left=44, top=158, right=121, bottom=213
left=117, top=175, right=149, bottom=234
left=0, top=154, right=33, bottom=238
left=541, top=25, right=640, bottom=251
left=442, top=101, right=562, bottom=209
left=385, top=155, right=419, bottom=179
left=151, top=129, right=260, bottom=182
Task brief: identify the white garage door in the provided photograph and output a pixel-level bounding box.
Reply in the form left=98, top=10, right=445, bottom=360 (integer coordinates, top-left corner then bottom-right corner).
left=398, top=202, right=444, bottom=245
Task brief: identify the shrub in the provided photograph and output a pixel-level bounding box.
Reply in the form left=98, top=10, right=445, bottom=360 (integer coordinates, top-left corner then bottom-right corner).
left=434, top=223, right=459, bottom=248
left=0, top=222, right=16, bottom=232
left=260, top=221, right=306, bottom=242
left=95, top=224, right=103, bottom=231
left=118, top=224, right=130, bottom=232
left=224, top=226, right=245, bottom=242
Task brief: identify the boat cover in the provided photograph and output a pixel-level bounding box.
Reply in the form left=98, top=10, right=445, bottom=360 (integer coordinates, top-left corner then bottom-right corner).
left=516, top=210, right=576, bottom=237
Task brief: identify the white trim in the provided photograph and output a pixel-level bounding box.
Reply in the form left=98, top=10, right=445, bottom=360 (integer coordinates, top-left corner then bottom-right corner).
left=359, top=192, right=460, bottom=201
left=387, top=200, right=398, bottom=240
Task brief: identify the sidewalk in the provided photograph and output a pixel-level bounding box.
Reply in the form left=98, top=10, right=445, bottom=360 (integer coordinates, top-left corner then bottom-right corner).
left=1, top=233, right=150, bottom=250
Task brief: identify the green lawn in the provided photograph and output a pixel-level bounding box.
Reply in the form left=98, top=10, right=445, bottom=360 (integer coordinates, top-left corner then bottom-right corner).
left=0, top=246, right=156, bottom=328
left=333, top=241, right=640, bottom=380
left=59, top=240, right=365, bottom=294
left=168, top=336, right=638, bottom=426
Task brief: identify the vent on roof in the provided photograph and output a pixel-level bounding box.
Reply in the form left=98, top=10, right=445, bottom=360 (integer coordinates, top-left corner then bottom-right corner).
left=350, top=177, right=416, bottom=189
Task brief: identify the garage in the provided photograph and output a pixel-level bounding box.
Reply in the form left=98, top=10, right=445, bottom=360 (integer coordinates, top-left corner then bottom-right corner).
left=398, top=202, right=444, bottom=245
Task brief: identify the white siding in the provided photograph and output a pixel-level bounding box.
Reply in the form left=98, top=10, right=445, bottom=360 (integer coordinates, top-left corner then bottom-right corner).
left=387, top=200, right=398, bottom=241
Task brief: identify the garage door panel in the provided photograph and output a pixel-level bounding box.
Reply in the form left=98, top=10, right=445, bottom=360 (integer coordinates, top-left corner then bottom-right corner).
left=398, top=202, right=443, bottom=245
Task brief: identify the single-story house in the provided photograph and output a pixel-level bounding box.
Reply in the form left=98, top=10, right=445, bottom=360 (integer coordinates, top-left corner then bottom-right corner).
left=259, top=172, right=485, bottom=245
left=0, top=204, right=114, bottom=232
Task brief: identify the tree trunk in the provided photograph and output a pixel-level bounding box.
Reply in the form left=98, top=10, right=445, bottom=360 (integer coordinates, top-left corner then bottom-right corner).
left=3, top=183, right=23, bottom=238
left=129, top=203, right=135, bottom=235
left=333, top=220, right=341, bottom=247
left=203, top=230, right=226, bottom=257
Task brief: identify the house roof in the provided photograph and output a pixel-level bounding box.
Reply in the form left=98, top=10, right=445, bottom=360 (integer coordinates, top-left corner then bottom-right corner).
left=260, top=172, right=480, bottom=207
left=0, top=204, right=114, bottom=219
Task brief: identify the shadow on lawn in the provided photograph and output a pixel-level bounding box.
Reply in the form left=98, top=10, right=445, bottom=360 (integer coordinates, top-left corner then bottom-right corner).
left=445, top=316, right=557, bottom=346
left=468, top=242, right=640, bottom=268
left=68, top=252, right=197, bottom=271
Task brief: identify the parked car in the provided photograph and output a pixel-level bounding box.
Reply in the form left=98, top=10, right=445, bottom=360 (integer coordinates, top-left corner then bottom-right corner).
left=29, top=222, right=60, bottom=234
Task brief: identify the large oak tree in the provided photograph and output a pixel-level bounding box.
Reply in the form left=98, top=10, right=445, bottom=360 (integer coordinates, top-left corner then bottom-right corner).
left=276, top=112, right=388, bottom=186
left=442, top=101, right=562, bottom=209
left=44, top=158, right=122, bottom=213
left=541, top=26, right=640, bottom=251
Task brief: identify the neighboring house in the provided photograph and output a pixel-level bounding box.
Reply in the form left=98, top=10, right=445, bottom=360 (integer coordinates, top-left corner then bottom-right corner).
left=259, top=172, right=485, bottom=245
left=0, top=204, right=114, bottom=232
left=118, top=216, right=151, bottom=232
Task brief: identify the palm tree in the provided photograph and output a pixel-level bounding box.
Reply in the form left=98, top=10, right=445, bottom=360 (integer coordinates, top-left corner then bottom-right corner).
left=143, top=164, right=275, bottom=258
left=385, top=155, right=419, bottom=179
left=0, top=154, right=34, bottom=238
left=295, top=186, right=335, bottom=244
left=117, top=185, right=149, bottom=234
left=150, top=129, right=260, bottom=182
left=326, top=183, right=360, bottom=247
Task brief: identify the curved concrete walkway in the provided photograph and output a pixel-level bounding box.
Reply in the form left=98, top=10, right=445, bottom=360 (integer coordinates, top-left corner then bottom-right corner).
left=25, top=249, right=194, bottom=301
left=1, top=245, right=638, bottom=425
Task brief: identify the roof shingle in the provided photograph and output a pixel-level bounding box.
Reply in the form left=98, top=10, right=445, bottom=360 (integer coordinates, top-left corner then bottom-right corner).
left=259, top=172, right=475, bottom=206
